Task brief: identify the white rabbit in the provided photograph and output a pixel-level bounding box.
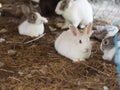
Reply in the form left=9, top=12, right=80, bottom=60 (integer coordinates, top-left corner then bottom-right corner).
left=54, top=23, right=93, bottom=62
left=18, top=12, right=48, bottom=37
left=100, top=32, right=120, bottom=61
left=55, top=0, right=93, bottom=29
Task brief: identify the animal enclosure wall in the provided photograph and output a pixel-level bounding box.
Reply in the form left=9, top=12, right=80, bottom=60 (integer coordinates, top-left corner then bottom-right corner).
left=89, top=0, right=120, bottom=22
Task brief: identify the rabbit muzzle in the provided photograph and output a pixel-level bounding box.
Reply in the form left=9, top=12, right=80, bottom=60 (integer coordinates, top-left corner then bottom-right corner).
left=83, top=48, right=91, bottom=53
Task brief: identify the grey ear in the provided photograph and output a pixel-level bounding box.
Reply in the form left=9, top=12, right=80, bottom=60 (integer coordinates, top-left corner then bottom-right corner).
left=60, top=0, right=69, bottom=10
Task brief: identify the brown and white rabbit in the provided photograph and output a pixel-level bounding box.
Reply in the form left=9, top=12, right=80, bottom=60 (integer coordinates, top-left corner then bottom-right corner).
left=54, top=23, right=93, bottom=62
left=98, top=25, right=120, bottom=61
left=55, top=0, right=93, bottom=29
left=18, top=12, right=48, bottom=37
left=100, top=32, right=120, bottom=61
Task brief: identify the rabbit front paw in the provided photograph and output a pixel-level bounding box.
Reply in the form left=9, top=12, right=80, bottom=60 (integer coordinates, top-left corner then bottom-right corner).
left=73, top=58, right=85, bottom=63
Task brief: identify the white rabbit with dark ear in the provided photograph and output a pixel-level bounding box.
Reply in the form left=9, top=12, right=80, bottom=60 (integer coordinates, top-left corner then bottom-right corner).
left=54, top=23, right=93, bottom=62
left=100, top=33, right=120, bottom=61
left=18, top=12, right=48, bottom=37
left=55, top=0, right=93, bottom=29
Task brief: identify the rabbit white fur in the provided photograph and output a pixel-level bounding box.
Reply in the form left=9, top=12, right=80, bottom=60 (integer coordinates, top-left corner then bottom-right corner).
left=100, top=34, right=120, bottom=61
left=55, top=0, right=93, bottom=29
left=54, top=24, right=93, bottom=62
left=18, top=12, right=48, bottom=37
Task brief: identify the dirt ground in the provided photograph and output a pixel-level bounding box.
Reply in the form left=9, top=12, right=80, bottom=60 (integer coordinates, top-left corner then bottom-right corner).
left=0, top=2, right=119, bottom=90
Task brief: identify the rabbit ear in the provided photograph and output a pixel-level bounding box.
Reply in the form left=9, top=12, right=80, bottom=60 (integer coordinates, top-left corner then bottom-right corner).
left=40, top=16, right=48, bottom=23
left=69, top=25, right=78, bottom=36
left=84, top=23, right=93, bottom=37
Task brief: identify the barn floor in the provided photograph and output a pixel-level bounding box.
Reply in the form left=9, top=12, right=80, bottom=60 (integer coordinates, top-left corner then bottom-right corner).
left=0, top=7, right=119, bottom=90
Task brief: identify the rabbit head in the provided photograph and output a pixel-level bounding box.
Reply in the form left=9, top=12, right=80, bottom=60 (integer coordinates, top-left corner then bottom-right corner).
left=55, top=0, right=73, bottom=15
left=27, top=12, right=48, bottom=24
left=55, top=23, right=93, bottom=62
left=100, top=33, right=120, bottom=61
left=76, top=24, right=93, bottom=55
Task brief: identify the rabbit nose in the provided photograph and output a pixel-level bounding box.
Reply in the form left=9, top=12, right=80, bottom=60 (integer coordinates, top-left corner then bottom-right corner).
left=85, top=48, right=89, bottom=52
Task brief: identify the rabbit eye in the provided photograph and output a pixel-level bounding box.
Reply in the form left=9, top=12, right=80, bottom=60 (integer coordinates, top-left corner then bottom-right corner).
left=103, top=40, right=109, bottom=45
left=31, top=14, right=36, bottom=20
left=79, top=40, right=82, bottom=44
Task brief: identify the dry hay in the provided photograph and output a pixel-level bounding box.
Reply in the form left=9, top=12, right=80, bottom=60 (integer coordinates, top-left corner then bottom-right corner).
left=0, top=2, right=119, bottom=90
